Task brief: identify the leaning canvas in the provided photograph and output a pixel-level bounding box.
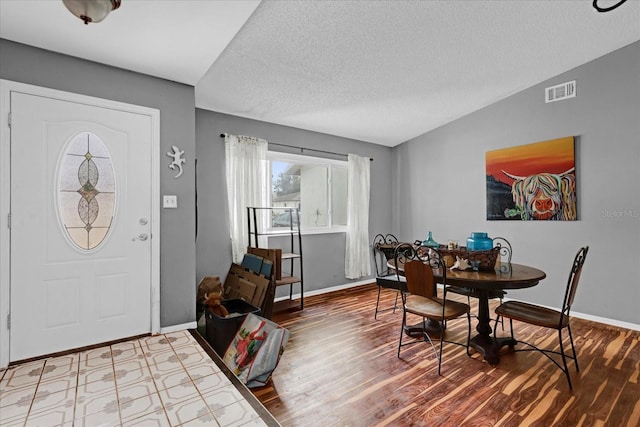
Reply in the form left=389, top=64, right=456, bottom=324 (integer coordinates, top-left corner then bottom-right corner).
left=486, top=136, right=577, bottom=221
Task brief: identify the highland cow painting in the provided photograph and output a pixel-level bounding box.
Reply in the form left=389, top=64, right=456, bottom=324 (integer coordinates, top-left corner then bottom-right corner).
left=486, top=137, right=576, bottom=221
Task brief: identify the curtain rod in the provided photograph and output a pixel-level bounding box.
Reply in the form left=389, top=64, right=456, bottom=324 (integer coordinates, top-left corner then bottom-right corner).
left=219, top=133, right=373, bottom=161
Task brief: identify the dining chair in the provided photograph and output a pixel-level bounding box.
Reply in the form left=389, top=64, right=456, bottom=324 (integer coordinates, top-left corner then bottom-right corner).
left=494, top=246, right=589, bottom=390
left=447, top=237, right=512, bottom=329
left=395, top=243, right=471, bottom=375
left=372, top=233, right=404, bottom=319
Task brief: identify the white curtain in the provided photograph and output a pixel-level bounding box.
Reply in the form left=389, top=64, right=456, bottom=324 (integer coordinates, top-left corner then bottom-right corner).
left=345, top=153, right=371, bottom=279
left=224, top=134, right=269, bottom=263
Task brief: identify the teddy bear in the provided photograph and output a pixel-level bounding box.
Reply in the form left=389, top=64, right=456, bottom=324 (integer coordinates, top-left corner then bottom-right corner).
left=197, top=276, right=223, bottom=307
left=204, top=292, right=229, bottom=318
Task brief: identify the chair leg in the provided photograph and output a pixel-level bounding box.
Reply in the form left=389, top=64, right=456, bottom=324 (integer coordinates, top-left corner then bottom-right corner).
left=493, top=315, right=500, bottom=340
left=397, top=310, right=406, bottom=358
left=503, top=318, right=515, bottom=349
left=466, top=312, right=471, bottom=357
left=437, top=324, right=444, bottom=376
left=497, top=316, right=578, bottom=390
left=558, top=329, right=573, bottom=390
left=567, top=323, right=579, bottom=372
left=392, top=291, right=399, bottom=313
left=435, top=313, right=471, bottom=375
left=375, top=286, right=382, bottom=319
left=376, top=288, right=401, bottom=319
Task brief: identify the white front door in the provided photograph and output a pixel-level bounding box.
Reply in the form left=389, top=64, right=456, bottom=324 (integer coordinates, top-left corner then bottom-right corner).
left=8, top=89, right=157, bottom=361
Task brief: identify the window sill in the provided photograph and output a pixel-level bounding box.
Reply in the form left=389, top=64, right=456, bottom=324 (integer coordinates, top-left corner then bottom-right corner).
left=265, top=226, right=346, bottom=237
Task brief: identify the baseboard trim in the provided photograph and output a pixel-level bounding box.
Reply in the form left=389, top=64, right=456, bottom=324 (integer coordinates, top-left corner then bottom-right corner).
left=274, top=279, right=373, bottom=302
left=161, top=321, right=197, bottom=334
left=277, top=280, right=640, bottom=332
left=568, top=311, right=639, bottom=331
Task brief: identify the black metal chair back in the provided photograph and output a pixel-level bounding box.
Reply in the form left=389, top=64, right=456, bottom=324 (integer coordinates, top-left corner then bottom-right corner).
left=395, top=244, right=444, bottom=294
left=372, top=234, right=402, bottom=319
left=372, top=233, right=399, bottom=277
left=561, top=246, right=589, bottom=322
left=492, top=236, right=513, bottom=266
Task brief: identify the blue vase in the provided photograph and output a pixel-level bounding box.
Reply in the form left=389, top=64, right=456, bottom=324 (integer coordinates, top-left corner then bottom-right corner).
left=422, top=231, right=439, bottom=248
left=467, top=232, right=492, bottom=251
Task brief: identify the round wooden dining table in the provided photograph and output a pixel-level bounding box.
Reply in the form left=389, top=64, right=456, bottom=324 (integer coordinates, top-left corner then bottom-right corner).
left=388, top=260, right=546, bottom=365
left=445, top=263, right=546, bottom=364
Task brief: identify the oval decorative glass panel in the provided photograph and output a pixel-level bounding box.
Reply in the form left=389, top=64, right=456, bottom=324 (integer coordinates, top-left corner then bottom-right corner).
left=57, top=132, right=116, bottom=251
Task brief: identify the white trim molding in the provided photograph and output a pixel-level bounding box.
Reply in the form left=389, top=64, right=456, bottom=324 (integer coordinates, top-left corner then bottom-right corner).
left=288, top=280, right=640, bottom=332
left=161, top=322, right=198, bottom=335
left=274, top=278, right=374, bottom=302
left=566, top=311, right=639, bottom=332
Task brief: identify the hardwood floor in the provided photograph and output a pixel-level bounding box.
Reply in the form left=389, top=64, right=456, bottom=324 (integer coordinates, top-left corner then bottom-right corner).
left=252, top=284, right=640, bottom=427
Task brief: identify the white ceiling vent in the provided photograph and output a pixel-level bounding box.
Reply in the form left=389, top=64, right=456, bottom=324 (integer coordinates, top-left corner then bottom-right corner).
left=545, top=80, right=576, bottom=103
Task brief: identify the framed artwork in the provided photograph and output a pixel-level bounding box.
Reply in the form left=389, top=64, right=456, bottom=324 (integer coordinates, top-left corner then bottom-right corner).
left=486, top=136, right=576, bottom=221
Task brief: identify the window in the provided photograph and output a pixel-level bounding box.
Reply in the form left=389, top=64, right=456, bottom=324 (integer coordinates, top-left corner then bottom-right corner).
left=268, top=151, right=347, bottom=232
left=57, top=132, right=115, bottom=251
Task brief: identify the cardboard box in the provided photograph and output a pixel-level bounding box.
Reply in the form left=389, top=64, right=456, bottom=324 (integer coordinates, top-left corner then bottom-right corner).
left=223, top=261, right=275, bottom=318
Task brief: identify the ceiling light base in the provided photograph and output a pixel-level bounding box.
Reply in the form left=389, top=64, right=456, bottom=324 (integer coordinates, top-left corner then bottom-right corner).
left=62, top=0, right=121, bottom=25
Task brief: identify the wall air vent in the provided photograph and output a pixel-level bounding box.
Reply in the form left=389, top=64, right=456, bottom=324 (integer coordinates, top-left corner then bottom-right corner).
left=545, top=80, right=576, bottom=103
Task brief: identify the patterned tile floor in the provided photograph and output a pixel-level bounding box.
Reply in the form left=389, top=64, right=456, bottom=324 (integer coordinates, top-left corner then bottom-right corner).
left=0, top=330, right=279, bottom=426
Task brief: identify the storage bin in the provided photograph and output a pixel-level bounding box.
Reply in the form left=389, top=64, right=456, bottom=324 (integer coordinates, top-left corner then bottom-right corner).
left=205, top=299, right=261, bottom=355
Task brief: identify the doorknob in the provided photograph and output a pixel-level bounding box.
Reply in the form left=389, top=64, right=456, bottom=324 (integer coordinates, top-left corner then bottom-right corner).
left=132, top=233, right=149, bottom=242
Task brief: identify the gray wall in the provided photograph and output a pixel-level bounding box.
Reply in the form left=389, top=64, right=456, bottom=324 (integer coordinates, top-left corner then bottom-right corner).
left=0, top=39, right=197, bottom=328
left=195, top=110, right=394, bottom=293
left=392, top=41, right=640, bottom=325
left=3, top=36, right=637, bottom=327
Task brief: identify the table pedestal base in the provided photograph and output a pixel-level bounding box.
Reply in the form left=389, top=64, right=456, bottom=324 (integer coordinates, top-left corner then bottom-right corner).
left=404, top=320, right=443, bottom=339
left=469, top=334, right=516, bottom=365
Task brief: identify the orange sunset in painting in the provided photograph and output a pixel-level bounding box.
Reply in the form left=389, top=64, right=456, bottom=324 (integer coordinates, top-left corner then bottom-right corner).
left=486, top=137, right=577, bottom=221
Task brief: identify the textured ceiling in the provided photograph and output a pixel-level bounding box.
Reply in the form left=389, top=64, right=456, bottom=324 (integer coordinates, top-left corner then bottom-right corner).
left=1, top=1, right=639, bottom=147
left=0, top=0, right=261, bottom=85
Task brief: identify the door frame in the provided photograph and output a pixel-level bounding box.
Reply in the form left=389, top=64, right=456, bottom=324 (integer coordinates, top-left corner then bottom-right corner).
left=0, top=79, right=161, bottom=368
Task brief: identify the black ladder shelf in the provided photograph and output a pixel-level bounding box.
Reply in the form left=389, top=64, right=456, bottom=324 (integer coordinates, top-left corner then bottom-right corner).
left=247, top=207, right=304, bottom=312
